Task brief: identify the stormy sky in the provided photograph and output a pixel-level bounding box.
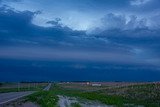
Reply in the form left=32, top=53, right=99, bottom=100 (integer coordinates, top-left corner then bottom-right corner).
left=0, top=0, right=160, bottom=81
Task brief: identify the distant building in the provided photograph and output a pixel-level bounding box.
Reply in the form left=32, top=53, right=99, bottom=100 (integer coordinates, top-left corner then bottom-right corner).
left=86, top=82, right=90, bottom=85
left=91, top=83, right=102, bottom=87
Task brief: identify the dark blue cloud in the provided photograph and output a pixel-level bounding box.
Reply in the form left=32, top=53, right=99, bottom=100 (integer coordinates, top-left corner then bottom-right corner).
left=1, top=0, right=160, bottom=30
left=0, top=6, right=85, bottom=47
left=0, top=59, right=160, bottom=82
left=0, top=1, right=160, bottom=81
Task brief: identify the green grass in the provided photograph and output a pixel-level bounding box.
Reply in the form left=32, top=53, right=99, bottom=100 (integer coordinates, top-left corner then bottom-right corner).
left=22, top=83, right=160, bottom=107
left=71, top=102, right=81, bottom=107
left=26, top=91, right=58, bottom=107
left=98, top=83, right=160, bottom=107
left=50, top=85, right=125, bottom=107
left=50, top=84, right=160, bottom=107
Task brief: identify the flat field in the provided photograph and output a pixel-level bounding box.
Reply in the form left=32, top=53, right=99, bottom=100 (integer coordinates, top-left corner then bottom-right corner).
left=1, top=82, right=160, bottom=107
left=0, top=82, right=48, bottom=93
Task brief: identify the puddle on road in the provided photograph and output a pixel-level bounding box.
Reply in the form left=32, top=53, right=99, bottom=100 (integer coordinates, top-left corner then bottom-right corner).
left=58, top=95, right=114, bottom=107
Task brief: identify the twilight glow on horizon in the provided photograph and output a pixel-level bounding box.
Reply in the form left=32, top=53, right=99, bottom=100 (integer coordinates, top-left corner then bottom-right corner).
left=0, top=0, right=160, bottom=81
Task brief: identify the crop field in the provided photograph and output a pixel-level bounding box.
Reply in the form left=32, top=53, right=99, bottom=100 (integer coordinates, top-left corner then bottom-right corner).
left=0, top=82, right=48, bottom=93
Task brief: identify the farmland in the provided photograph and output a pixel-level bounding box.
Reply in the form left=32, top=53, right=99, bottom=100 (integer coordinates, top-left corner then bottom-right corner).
left=51, top=82, right=160, bottom=107
left=0, top=82, right=160, bottom=107
left=0, top=82, right=48, bottom=93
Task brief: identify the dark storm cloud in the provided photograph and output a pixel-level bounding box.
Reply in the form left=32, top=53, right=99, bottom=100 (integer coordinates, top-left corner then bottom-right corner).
left=0, top=6, right=160, bottom=67
left=0, top=6, right=85, bottom=46
left=0, top=0, right=160, bottom=81
left=1, top=0, right=160, bottom=30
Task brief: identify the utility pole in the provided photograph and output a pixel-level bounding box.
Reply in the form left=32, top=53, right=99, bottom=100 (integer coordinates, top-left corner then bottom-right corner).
left=18, top=82, right=20, bottom=92
left=28, top=83, right=30, bottom=90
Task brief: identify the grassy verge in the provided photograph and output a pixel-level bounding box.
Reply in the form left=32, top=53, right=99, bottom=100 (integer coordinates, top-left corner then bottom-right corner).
left=26, top=91, right=58, bottom=107
left=71, top=102, right=81, bottom=107
left=51, top=85, right=124, bottom=107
